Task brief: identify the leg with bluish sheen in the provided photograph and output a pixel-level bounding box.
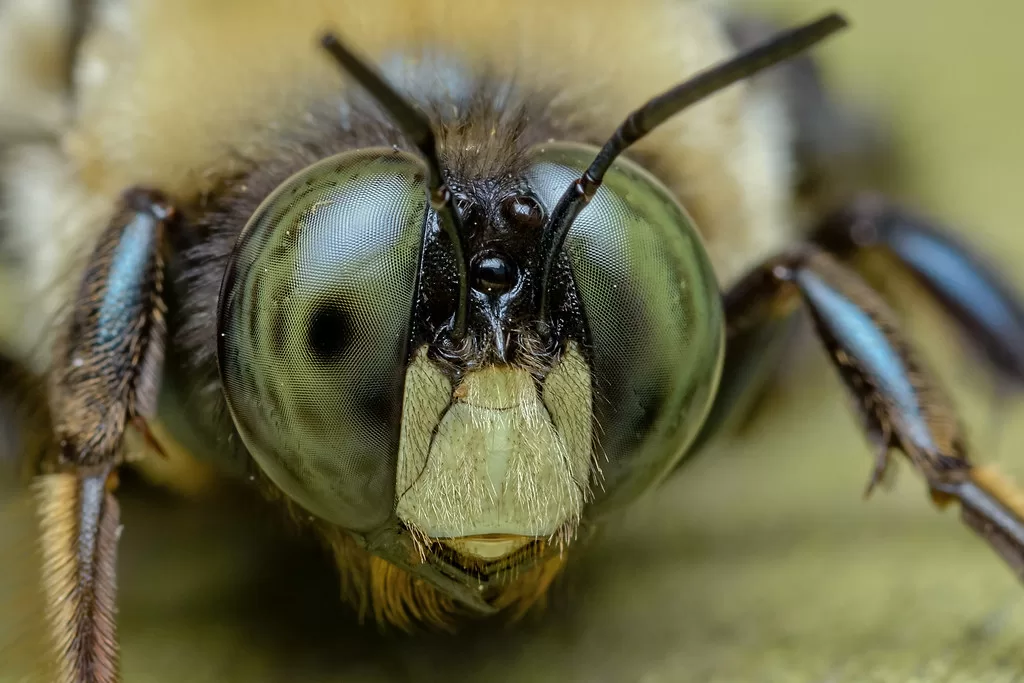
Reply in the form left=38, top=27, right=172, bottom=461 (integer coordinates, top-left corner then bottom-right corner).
left=37, top=187, right=175, bottom=683
left=696, top=244, right=1024, bottom=584
left=812, top=193, right=1024, bottom=387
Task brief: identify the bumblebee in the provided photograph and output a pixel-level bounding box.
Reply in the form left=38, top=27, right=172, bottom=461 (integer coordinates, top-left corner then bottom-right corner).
left=3, top=1, right=1024, bottom=681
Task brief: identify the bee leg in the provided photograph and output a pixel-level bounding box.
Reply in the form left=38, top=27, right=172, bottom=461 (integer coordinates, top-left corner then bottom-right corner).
left=722, top=246, right=1024, bottom=583
left=33, top=468, right=121, bottom=683
left=811, top=193, right=1024, bottom=388
left=39, top=187, right=176, bottom=683
left=129, top=415, right=168, bottom=460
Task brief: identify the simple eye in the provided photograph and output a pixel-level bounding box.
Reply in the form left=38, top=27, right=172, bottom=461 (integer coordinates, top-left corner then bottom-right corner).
left=526, top=143, right=725, bottom=511
left=217, top=149, right=428, bottom=530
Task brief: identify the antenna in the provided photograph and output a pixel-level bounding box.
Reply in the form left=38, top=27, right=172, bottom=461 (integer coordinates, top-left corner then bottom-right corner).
left=321, top=33, right=469, bottom=338
left=538, top=12, right=849, bottom=319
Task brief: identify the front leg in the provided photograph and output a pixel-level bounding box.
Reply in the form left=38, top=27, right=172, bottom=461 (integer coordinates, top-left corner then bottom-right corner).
left=812, top=193, right=1024, bottom=386
left=723, top=245, right=1024, bottom=582
left=38, top=188, right=175, bottom=683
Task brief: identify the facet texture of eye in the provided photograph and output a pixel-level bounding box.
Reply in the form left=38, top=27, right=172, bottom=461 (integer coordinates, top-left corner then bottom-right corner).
left=217, top=150, right=427, bottom=530
left=527, top=143, right=725, bottom=512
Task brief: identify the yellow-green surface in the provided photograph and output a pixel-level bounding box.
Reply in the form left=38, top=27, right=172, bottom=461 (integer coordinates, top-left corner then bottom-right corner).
left=5, top=1, right=1024, bottom=681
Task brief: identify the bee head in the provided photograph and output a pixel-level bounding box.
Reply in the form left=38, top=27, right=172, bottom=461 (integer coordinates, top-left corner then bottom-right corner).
left=212, top=17, right=846, bottom=594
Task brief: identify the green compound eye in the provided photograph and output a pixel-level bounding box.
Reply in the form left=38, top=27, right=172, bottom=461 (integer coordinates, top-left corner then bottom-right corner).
left=217, top=149, right=427, bottom=531
left=526, top=142, right=725, bottom=512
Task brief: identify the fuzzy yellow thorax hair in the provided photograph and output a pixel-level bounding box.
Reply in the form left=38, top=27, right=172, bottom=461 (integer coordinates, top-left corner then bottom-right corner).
left=0, top=0, right=794, bottom=363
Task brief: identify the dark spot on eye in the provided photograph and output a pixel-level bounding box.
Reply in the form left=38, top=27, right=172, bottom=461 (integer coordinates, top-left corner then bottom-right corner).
left=306, top=303, right=350, bottom=362
left=500, top=195, right=544, bottom=232
left=360, top=389, right=397, bottom=428
left=471, top=252, right=518, bottom=295
left=350, top=382, right=401, bottom=437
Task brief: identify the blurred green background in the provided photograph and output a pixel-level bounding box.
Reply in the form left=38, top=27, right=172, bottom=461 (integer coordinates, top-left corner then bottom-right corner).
left=774, top=0, right=1024, bottom=260
left=5, top=1, right=1024, bottom=681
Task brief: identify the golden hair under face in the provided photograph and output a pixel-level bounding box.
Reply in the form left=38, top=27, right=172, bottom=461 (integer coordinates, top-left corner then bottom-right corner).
left=324, top=528, right=569, bottom=629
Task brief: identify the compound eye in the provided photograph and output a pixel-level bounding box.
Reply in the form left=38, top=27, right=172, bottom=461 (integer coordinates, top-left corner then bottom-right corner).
left=217, top=149, right=428, bottom=531
left=527, top=143, right=725, bottom=512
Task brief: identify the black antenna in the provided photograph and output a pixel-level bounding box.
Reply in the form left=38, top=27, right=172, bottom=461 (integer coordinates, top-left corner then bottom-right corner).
left=538, top=12, right=849, bottom=319
left=320, top=33, right=469, bottom=338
